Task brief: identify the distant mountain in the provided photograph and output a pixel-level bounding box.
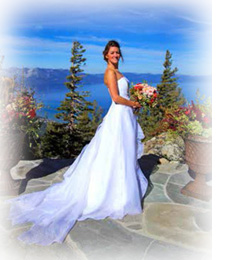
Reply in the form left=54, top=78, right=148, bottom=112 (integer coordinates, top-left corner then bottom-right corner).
left=0, top=67, right=211, bottom=94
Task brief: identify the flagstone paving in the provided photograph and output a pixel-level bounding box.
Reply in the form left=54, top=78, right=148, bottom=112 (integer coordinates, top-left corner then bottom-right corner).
left=0, top=157, right=212, bottom=260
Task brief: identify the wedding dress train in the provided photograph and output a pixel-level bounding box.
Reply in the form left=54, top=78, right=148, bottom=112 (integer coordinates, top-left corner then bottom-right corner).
left=4, top=76, right=148, bottom=245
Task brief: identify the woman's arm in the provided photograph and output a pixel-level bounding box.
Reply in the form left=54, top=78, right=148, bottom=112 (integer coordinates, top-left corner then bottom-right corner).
left=104, top=69, right=141, bottom=108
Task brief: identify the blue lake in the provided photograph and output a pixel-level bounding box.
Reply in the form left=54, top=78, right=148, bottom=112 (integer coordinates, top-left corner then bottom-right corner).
left=36, top=80, right=212, bottom=121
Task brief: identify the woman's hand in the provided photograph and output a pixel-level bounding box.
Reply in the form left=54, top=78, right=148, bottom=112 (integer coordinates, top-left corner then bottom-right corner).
left=132, top=101, right=142, bottom=114
left=132, top=101, right=142, bottom=109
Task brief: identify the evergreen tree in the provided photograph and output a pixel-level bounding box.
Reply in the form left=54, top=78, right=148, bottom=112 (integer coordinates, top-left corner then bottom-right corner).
left=76, top=100, right=103, bottom=147
left=155, top=50, right=185, bottom=119
left=55, top=41, right=93, bottom=132
left=137, top=106, right=157, bottom=141
left=41, top=41, right=102, bottom=158
left=138, top=50, right=185, bottom=140
left=41, top=121, right=72, bottom=158
left=84, top=99, right=103, bottom=133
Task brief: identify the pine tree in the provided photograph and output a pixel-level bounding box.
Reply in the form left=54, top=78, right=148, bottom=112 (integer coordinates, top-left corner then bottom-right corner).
left=138, top=50, right=185, bottom=140
left=55, top=41, right=93, bottom=132
left=155, top=50, right=185, bottom=118
left=137, top=106, right=157, bottom=141
left=88, top=100, right=103, bottom=132
left=41, top=41, right=102, bottom=158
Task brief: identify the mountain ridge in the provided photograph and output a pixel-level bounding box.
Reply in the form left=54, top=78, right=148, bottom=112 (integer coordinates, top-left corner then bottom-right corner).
left=0, top=67, right=212, bottom=94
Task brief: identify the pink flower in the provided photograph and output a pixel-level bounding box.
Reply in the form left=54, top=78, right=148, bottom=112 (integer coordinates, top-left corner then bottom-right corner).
left=203, top=116, right=210, bottom=124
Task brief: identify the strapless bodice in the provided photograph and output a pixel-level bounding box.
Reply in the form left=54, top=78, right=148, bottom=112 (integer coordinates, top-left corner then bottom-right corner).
left=108, top=76, right=130, bottom=101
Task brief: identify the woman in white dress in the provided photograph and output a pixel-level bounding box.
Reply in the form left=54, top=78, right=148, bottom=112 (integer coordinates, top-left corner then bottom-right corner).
left=4, top=40, right=148, bottom=246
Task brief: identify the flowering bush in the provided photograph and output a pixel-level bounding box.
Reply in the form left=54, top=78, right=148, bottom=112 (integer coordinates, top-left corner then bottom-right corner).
left=1, top=89, right=40, bottom=130
left=130, top=82, right=158, bottom=109
left=160, top=99, right=212, bottom=139
left=0, top=85, right=43, bottom=150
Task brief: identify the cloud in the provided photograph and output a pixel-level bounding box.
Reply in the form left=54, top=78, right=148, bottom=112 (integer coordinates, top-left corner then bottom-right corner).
left=1, top=34, right=164, bottom=63
left=177, top=15, right=211, bottom=25
left=34, top=25, right=44, bottom=30
left=0, top=35, right=72, bottom=53
left=3, top=0, right=211, bottom=31
left=1, top=34, right=166, bottom=58
left=55, top=35, right=124, bottom=44
left=0, top=0, right=211, bottom=75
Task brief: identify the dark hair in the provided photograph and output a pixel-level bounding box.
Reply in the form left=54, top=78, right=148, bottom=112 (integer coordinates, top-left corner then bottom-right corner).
left=103, top=40, right=124, bottom=62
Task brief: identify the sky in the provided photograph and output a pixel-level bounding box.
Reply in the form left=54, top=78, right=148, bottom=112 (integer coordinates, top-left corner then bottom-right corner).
left=0, top=0, right=211, bottom=75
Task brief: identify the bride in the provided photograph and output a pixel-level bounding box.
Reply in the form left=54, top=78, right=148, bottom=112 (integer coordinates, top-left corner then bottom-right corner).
left=4, top=40, right=148, bottom=246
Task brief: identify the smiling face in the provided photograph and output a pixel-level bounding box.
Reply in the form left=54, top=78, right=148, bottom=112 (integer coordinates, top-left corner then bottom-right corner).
left=105, top=46, right=121, bottom=65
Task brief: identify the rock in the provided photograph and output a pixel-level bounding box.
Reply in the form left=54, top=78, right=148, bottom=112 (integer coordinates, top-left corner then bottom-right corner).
left=174, top=136, right=185, bottom=149
left=169, top=160, right=180, bottom=164
left=158, top=158, right=169, bottom=164
left=126, top=223, right=143, bottom=231
left=143, top=203, right=212, bottom=252
left=145, top=149, right=158, bottom=155
left=194, top=211, right=212, bottom=232
left=169, top=171, right=193, bottom=186
left=143, top=133, right=185, bottom=162
left=161, top=143, right=184, bottom=161
left=157, top=132, right=167, bottom=139
left=144, top=183, right=171, bottom=203
left=10, top=160, right=43, bottom=180
left=166, top=182, right=211, bottom=210
left=68, top=218, right=156, bottom=260
left=10, top=158, right=74, bottom=181
left=157, top=162, right=188, bottom=175
left=150, top=172, right=170, bottom=185
left=117, top=213, right=143, bottom=224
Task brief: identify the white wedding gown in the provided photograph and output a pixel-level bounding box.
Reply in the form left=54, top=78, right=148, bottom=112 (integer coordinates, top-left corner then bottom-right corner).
left=5, top=76, right=148, bottom=246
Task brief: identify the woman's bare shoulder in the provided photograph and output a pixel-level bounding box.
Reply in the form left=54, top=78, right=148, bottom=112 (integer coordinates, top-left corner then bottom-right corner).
left=104, top=68, right=117, bottom=85
left=105, top=67, right=116, bottom=76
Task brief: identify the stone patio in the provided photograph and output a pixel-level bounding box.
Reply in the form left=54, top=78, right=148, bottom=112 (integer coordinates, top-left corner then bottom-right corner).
left=0, top=156, right=212, bottom=260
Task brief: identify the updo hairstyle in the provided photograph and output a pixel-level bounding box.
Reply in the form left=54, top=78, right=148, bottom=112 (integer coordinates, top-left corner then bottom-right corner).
left=102, top=40, right=124, bottom=62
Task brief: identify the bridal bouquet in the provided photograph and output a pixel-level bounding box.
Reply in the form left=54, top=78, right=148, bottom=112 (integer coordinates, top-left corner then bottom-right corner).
left=130, top=83, right=158, bottom=111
